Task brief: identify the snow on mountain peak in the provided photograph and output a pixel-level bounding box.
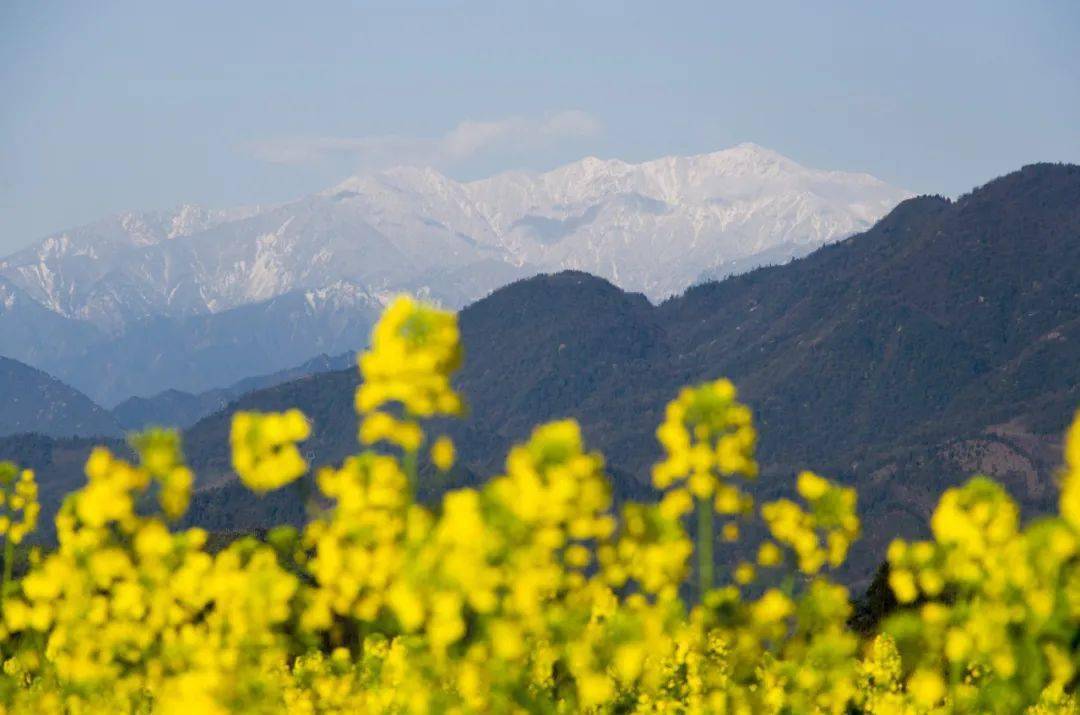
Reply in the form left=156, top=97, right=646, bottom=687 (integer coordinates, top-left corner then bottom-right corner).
left=2, top=143, right=911, bottom=330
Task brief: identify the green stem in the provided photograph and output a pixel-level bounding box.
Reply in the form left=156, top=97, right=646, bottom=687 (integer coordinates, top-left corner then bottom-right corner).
left=696, top=496, right=714, bottom=602
left=298, top=469, right=314, bottom=521
left=780, top=549, right=796, bottom=598
left=403, top=449, right=418, bottom=500
left=2, top=537, right=13, bottom=599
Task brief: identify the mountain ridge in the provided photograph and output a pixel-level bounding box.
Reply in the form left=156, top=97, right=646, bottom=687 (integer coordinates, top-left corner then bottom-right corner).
left=0, top=357, right=122, bottom=439
left=0, top=144, right=909, bottom=404
left=112, top=351, right=356, bottom=430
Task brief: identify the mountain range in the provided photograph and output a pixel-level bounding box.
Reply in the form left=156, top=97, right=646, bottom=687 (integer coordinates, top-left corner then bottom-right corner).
left=2, top=162, right=1074, bottom=589
left=0, top=357, right=122, bottom=438
left=182, top=162, right=1080, bottom=586
left=0, top=350, right=356, bottom=439
left=111, top=351, right=355, bottom=431
left=0, top=143, right=908, bottom=405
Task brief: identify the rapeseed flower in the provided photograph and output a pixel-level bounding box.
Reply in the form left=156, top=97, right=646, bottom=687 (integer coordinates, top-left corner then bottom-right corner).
left=0, top=298, right=1075, bottom=713
left=230, top=409, right=311, bottom=493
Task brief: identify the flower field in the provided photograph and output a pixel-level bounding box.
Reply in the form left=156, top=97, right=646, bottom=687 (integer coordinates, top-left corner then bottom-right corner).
left=0, top=296, right=1078, bottom=713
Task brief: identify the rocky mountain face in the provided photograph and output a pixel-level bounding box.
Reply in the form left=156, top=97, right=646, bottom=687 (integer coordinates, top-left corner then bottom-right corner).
left=0, top=144, right=907, bottom=404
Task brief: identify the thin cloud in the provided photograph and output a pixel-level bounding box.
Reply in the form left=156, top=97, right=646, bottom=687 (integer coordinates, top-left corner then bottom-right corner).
left=245, top=110, right=603, bottom=169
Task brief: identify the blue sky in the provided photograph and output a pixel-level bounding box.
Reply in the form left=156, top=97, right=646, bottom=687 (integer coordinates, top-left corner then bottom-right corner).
left=2, top=0, right=1078, bottom=252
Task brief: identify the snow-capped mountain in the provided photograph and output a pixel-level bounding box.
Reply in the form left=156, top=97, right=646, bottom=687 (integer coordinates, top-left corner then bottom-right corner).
left=463, top=144, right=907, bottom=296
left=2, top=143, right=908, bottom=327
left=0, top=143, right=910, bottom=403
left=0, top=203, right=265, bottom=331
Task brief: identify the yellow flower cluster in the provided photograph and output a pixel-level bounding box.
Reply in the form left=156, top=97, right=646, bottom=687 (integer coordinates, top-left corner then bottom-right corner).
left=356, top=295, right=463, bottom=447
left=653, top=377, right=758, bottom=502
left=880, top=467, right=1080, bottom=712
left=0, top=464, right=38, bottom=606
left=430, top=435, right=455, bottom=471
left=356, top=295, right=464, bottom=420
left=354, top=295, right=465, bottom=491
left=1059, top=412, right=1080, bottom=529
left=760, top=470, right=861, bottom=575
left=130, top=428, right=194, bottom=519
left=0, top=464, right=38, bottom=547
left=0, top=297, right=1077, bottom=713
left=230, top=408, right=311, bottom=493
left=0, top=443, right=300, bottom=711
left=652, top=379, right=758, bottom=596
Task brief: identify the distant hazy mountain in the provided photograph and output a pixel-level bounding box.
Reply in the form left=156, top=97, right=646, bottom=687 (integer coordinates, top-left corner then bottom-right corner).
left=43, top=282, right=379, bottom=405
left=0, top=204, right=263, bottom=331
left=0, top=144, right=907, bottom=403
left=0, top=357, right=121, bottom=438
left=2, top=144, right=907, bottom=326
left=112, top=351, right=355, bottom=431
left=0, top=277, right=103, bottom=369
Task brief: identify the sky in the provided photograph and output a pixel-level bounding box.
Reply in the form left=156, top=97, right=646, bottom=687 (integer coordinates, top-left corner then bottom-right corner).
left=2, top=0, right=1078, bottom=253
